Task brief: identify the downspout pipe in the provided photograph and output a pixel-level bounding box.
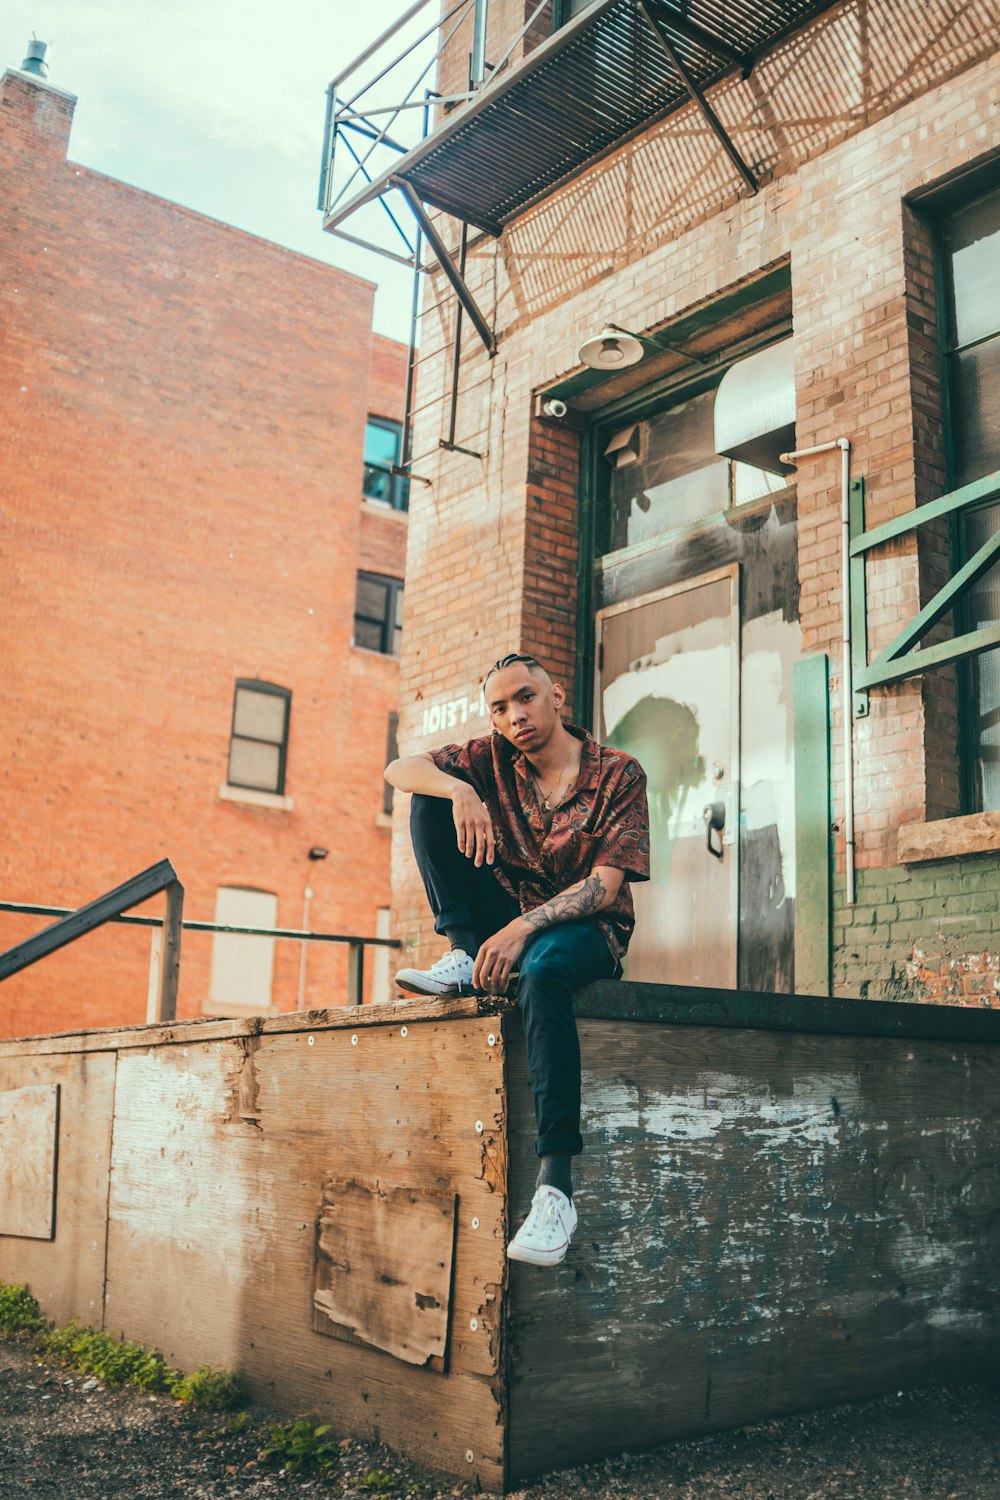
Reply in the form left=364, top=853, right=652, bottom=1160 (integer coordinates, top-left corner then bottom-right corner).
left=780, top=438, right=855, bottom=906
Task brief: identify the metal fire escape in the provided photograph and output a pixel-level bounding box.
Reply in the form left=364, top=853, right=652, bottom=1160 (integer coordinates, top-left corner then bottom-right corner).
left=319, top=0, right=842, bottom=354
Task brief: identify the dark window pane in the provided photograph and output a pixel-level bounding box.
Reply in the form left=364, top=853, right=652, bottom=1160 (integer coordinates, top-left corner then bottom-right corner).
left=355, top=618, right=385, bottom=652
left=950, top=340, right=1000, bottom=487
left=945, top=191, right=1000, bottom=348
left=363, top=462, right=391, bottom=501
left=228, top=738, right=281, bottom=793
left=355, top=575, right=390, bottom=620
left=610, top=389, right=729, bottom=550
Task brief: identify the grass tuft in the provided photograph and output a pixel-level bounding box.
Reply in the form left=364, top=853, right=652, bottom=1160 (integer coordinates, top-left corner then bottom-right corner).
left=0, top=1282, right=44, bottom=1337
left=0, top=1281, right=244, bottom=1414
left=261, top=1416, right=339, bottom=1476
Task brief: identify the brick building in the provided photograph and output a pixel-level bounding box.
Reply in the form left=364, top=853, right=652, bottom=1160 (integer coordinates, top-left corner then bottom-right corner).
left=0, top=47, right=408, bottom=1036
left=323, top=0, right=1000, bottom=1004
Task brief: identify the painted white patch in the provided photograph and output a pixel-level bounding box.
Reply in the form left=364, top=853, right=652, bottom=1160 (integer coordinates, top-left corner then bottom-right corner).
left=740, top=611, right=803, bottom=899
left=583, top=1069, right=859, bottom=1162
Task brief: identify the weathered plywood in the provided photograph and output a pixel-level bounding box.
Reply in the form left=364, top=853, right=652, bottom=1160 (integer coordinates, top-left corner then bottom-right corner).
left=0, top=1051, right=116, bottom=1327
left=102, top=1017, right=508, bottom=1490
left=313, top=1177, right=457, bottom=1368
left=0, top=994, right=502, bottom=1057
left=505, top=1013, right=1000, bottom=1483
left=0, top=1084, right=59, bottom=1239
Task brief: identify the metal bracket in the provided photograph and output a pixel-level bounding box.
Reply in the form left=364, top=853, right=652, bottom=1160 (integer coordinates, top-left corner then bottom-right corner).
left=849, top=469, right=1000, bottom=715
left=635, top=0, right=758, bottom=196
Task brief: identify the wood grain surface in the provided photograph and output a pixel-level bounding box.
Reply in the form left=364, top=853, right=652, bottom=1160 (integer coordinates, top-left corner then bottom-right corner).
left=99, top=1017, right=508, bottom=1488
left=504, top=1012, right=1000, bottom=1483
left=312, top=1177, right=458, bottom=1369
left=0, top=1083, right=59, bottom=1239
left=0, top=1052, right=115, bottom=1327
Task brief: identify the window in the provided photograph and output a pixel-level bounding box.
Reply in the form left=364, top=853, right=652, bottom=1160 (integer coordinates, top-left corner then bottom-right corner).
left=363, top=418, right=410, bottom=512
left=384, top=711, right=399, bottom=815
left=939, top=183, right=1000, bottom=810
left=227, top=681, right=291, bottom=794
left=206, top=887, right=277, bottom=1015
left=603, top=374, right=791, bottom=553
left=354, top=573, right=404, bottom=657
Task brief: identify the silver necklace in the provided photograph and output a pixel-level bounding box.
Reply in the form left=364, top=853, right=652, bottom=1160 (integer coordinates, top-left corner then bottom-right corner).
left=533, top=744, right=576, bottom=812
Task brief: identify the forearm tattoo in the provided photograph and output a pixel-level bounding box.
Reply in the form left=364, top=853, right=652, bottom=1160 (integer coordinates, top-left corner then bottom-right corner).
left=521, top=873, right=606, bottom=931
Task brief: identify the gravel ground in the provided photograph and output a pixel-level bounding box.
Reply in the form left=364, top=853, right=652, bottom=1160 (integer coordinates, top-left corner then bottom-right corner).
left=1, top=1337, right=997, bottom=1499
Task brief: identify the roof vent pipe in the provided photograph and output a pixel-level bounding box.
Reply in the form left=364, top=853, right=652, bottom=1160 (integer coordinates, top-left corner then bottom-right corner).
left=20, top=37, right=50, bottom=79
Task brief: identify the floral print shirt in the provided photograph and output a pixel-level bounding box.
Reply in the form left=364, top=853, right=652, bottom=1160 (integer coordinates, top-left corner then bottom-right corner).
left=430, top=724, right=650, bottom=963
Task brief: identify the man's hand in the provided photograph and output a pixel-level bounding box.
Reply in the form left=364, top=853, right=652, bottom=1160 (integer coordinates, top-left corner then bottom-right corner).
left=473, top=917, right=529, bottom=993
left=450, top=781, right=495, bottom=867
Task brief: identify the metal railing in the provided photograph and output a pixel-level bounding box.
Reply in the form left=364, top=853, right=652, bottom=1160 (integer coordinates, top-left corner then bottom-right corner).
left=0, top=862, right=401, bottom=1024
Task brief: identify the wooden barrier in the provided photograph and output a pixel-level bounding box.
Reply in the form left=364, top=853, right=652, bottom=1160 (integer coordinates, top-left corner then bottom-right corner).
left=1, top=985, right=998, bottom=1490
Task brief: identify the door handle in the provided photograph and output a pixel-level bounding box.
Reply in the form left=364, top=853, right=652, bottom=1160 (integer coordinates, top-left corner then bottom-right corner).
left=703, top=801, right=725, bottom=859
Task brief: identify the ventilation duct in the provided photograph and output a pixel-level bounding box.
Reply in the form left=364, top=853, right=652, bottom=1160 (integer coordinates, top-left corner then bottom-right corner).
left=714, top=339, right=796, bottom=476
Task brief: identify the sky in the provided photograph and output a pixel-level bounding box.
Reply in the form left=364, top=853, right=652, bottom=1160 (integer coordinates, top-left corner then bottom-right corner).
left=2, top=1, right=435, bottom=341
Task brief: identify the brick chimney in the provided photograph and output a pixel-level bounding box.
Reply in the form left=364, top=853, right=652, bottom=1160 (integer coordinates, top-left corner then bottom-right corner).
left=0, top=40, right=77, bottom=161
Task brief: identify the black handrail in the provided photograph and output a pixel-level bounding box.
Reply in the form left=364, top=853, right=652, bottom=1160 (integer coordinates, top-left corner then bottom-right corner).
left=0, top=861, right=184, bottom=1021
left=0, top=869, right=403, bottom=1016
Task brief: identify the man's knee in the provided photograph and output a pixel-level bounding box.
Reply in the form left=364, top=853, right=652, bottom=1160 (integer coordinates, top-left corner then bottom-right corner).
left=410, top=793, right=452, bottom=840
left=518, top=934, right=575, bottom=1002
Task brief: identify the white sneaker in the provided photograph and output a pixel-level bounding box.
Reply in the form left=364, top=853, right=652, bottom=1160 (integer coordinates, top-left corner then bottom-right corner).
left=395, top=948, right=475, bottom=997
left=507, top=1186, right=578, bottom=1267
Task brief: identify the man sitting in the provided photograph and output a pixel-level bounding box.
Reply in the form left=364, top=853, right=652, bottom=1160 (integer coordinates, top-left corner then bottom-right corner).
left=384, top=652, right=649, bottom=1268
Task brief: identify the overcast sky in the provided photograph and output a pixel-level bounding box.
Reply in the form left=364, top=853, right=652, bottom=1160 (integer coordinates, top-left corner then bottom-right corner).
left=2, top=1, right=431, bottom=340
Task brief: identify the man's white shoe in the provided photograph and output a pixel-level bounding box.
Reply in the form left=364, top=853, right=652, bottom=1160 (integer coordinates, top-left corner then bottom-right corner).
left=395, top=948, right=475, bottom=997
left=507, top=1186, right=578, bottom=1266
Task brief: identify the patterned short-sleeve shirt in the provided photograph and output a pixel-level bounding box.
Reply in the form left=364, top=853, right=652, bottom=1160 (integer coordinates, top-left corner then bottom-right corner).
left=430, top=723, right=650, bottom=964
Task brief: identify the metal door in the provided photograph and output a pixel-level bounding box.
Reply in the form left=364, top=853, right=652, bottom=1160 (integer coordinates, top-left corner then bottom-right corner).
left=596, top=566, right=740, bottom=987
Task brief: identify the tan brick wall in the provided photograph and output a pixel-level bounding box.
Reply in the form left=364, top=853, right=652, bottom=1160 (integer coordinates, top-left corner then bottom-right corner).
left=392, top=1, right=1000, bottom=969
left=0, top=70, right=405, bottom=1035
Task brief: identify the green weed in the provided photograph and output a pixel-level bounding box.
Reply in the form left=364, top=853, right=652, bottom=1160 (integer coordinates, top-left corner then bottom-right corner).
left=0, top=1282, right=44, bottom=1337
left=42, top=1320, right=175, bottom=1391
left=262, top=1416, right=338, bottom=1476
left=169, top=1364, right=243, bottom=1410
left=360, top=1470, right=399, bottom=1492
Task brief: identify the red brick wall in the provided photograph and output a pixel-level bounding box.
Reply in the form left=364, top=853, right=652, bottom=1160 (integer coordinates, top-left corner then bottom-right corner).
left=392, top=3, right=1000, bottom=975
left=0, top=69, right=406, bottom=1036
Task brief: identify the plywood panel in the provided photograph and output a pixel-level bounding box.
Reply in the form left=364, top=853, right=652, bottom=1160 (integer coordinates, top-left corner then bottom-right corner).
left=505, top=1014, right=1000, bottom=1483
left=103, top=1016, right=508, bottom=1490
left=313, top=1178, right=457, bottom=1368
left=0, top=1051, right=116, bottom=1327
left=0, top=1084, right=59, bottom=1239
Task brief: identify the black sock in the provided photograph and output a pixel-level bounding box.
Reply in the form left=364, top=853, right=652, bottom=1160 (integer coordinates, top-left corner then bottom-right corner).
left=536, top=1153, right=573, bottom=1200
left=444, top=926, right=477, bottom=956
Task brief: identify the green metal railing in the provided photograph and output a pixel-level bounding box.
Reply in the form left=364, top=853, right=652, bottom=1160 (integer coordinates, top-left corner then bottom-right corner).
left=0, top=862, right=401, bottom=1023
left=849, top=469, right=1000, bottom=717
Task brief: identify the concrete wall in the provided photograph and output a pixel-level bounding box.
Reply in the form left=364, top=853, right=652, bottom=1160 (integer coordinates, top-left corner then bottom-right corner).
left=0, top=66, right=407, bottom=1034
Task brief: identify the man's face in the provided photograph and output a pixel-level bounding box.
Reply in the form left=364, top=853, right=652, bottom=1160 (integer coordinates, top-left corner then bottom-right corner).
left=486, top=663, right=565, bottom=753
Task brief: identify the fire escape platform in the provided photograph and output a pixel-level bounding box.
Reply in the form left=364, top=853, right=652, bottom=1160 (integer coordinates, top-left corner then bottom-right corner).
left=323, top=0, right=841, bottom=238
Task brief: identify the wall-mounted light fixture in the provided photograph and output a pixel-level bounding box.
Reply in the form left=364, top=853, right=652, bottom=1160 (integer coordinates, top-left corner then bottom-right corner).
left=578, top=324, right=645, bottom=371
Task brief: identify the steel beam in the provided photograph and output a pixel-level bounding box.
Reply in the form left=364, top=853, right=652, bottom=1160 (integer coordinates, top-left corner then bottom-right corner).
left=0, top=860, right=178, bottom=982
left=392, top=177, right=497, bottom=355
left=636, top=0, right=758, bottom=194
